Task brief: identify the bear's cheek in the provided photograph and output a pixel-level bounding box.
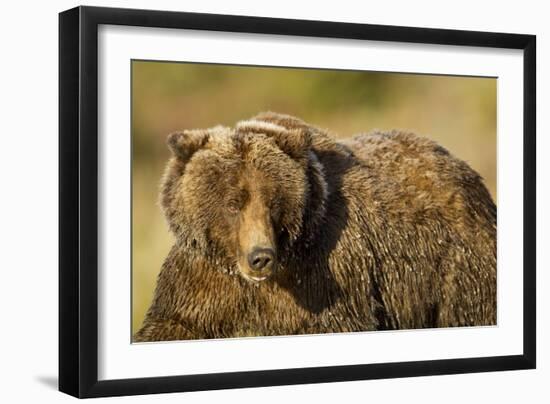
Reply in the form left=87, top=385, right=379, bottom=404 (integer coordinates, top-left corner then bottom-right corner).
left=200, top=212, right=239, bottom=261
left=275, top=190, right=307, bottom=242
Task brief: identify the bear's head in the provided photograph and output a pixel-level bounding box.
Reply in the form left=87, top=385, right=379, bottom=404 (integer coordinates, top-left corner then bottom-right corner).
left=160, top=115, right=328, bottom=283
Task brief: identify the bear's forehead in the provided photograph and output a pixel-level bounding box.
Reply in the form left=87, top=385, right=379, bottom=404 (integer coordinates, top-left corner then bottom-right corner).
left=202, top=131, right=283, bottom=162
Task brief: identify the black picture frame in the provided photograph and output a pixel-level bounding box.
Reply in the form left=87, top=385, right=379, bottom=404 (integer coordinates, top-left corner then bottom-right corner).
left=59, top=5, right=536, bottom=398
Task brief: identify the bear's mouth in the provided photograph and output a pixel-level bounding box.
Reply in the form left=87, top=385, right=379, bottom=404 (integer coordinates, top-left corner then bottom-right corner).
left=236, top=262, right=276, bottom=284
left=247, top=274, right=269, bottom=283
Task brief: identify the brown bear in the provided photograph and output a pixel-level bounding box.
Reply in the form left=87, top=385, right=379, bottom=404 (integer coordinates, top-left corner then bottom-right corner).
left=133, top=112, right=496, bottom=342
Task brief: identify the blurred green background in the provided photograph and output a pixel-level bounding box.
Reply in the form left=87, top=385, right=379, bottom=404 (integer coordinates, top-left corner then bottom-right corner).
left=132, top=60, right=497, bottom=335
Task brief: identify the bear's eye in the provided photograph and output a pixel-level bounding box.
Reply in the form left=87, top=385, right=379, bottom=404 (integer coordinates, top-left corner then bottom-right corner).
left=227, top=201, right=240, bottom=214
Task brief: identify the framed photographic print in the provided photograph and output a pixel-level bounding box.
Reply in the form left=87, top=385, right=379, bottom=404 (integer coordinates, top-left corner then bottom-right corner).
left=59, top=5, right=536, bottom=398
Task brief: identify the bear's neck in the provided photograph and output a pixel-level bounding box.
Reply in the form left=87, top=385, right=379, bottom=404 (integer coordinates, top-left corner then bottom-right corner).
left=299, top=150, right=329, bottom=245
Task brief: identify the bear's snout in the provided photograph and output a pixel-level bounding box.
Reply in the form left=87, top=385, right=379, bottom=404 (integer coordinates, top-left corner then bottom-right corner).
left=248, top=247, right=276, bottom=273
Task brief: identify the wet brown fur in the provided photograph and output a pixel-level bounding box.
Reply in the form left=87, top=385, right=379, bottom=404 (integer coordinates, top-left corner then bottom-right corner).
left=134, top=112, right=497, bottom=342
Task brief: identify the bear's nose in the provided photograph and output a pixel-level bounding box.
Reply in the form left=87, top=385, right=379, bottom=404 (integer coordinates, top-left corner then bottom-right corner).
left=248, top=248, right=275, bottom=272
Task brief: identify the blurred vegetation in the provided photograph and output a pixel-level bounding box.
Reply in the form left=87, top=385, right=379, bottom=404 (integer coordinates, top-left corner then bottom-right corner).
left=132, top=60, right=496, bottom=335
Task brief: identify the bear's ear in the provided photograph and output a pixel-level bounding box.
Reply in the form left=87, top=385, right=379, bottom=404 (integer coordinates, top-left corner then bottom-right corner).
left=167, top=130, right=209, bottom=163
left=236, top=117, right=312, bottom=162
left=272, top=127, right=312, bottom=162
left=252, top=111, right=310, bottom=131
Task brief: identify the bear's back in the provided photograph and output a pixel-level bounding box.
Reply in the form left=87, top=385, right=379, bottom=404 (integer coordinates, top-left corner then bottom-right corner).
left=333, top=130, right=496, bottom=229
